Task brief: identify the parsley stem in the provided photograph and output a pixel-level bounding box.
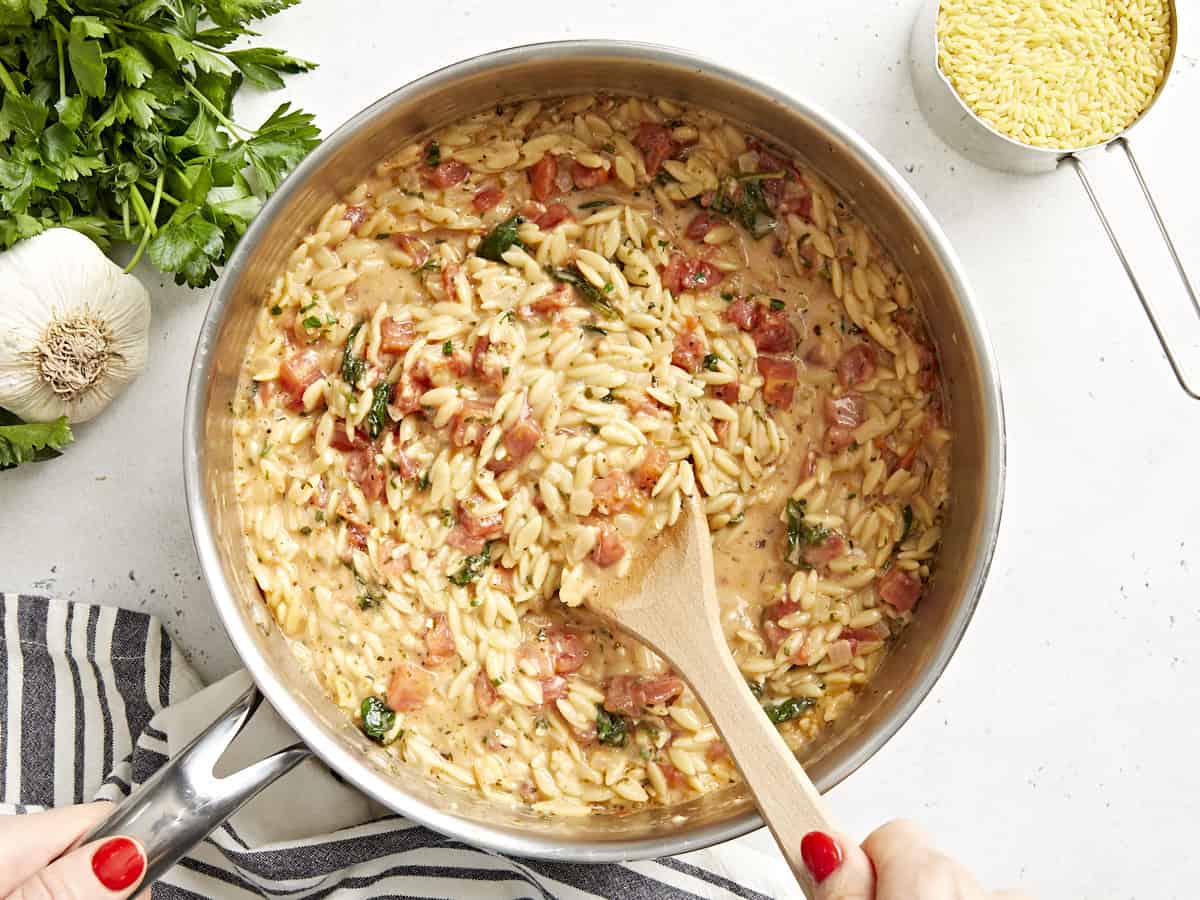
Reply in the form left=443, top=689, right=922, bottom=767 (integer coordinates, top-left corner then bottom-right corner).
left=53, top=31, right=65, bottom=101
left=137, top=180, right=181, bottom=208
left=183, top=80, right=251, bottom=138
left=125, top=172, right=164, bottom=274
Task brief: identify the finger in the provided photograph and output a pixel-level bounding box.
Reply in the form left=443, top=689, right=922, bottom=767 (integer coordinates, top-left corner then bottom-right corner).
left=0, top=802, right=114, bottom=895
left=8, top=835, right=147, bottom=900
left=861, top=817, right=935, bottom=873
left=805, top=830, right=875, bottom=900
left=864, top=819, right=991, bottom=899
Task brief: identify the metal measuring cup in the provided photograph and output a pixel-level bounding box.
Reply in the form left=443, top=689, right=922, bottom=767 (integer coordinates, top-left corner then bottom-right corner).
left=910, top=0, right=1198, bottom=399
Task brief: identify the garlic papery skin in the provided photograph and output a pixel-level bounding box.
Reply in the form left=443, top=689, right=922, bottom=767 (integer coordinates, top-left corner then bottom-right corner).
left=0, top=228, right=151, bottom=424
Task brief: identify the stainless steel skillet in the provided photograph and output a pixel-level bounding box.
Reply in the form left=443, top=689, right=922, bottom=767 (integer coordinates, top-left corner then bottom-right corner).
left=82, top=40, right=1006, bottom=884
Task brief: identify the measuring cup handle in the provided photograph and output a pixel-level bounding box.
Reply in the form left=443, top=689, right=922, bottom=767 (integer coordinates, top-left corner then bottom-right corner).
left=1061, top=138, right=1200, bottom=400
left=75, top=686, right=310, bottom=887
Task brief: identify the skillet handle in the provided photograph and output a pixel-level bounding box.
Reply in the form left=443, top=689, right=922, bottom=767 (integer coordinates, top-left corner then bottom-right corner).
left=76, top=686, right=310, bottom=886
left=1062, top=138, right=1200, bottom=400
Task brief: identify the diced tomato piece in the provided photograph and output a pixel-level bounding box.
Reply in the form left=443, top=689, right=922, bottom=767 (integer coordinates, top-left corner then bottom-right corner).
left=591, top=471, right=634, bottom=515
left=762, top=599, right=800, bottom=651
left=343, top=205, right=367, bottom=229
left=603, top=675, right=640, bottom=715
left=751, top=308, right=796, bottom=353
left=386, top=662, right=432, bottom=712
left=391, top=372, right=428, bottom=416
left=671, top=321, right=705, bottom=372
left=524, top=283, right=571, bottom=317
left=633, top=122, right=680, bottom=175
left=571, top=160, right=610, bottom=189
left=638, top=674, right=684, bottom=707
left=657, top=759, right=687, bottom=789
left=473, top=186, right=504, bottom=212
left=827, top=639, right=854, bottom=667
left=424, top=612, right=457, bottom=667
left=590, top=521, right=626, bottom=567
left=330, top=422, right=371, bottom=451
left=393, top=448, right=421, bottom=480
left=539, top=675, right=568, bottom=704
left=784, top=189, right=813, bottom=221
left=710, top=379, right=739, bottom=404
left=878, top=567, right=923, bottom=612
left=685, top=212, right=723, bottom=241
left=475, top=670, right=498, bottom=711
left=278, top=350, right=323, bottom=405
left=458, top=496, right=504, bottom=540
left=548, top=628, right=587, bottom=674
left=422, top=159, right=470, bottom=188
left=725, top=297, right=760, bottom=332
left=633, top=446, right=669, bottom=493
left=837, top=344, right=877, bottom=389
left=345, top=520, right=369, bottom=551
left=380, top=317, right=417, bottom=355
left=502, top=415, right=542, bottom=463
left=529, top=155, right=557, bottom=202
left=662, top=252, right=723, bottom=295
left=534, top=203, right=570, bottom=230
left=390, top=233, right=429, bottom=267
left=757, top=356, right=798, bottom=407
left=471, top=336, right=504, bottom=386
left=449, top=398, right=494, bottom=447
left=346, top=449, right=385, bottom=501
left=825, top=394, right=864, bottom=428
left=446, top=525, right=485, bottom=555
left=602, top=673, right=683, bottom=715
left=803, top=533, right=846, bottom=568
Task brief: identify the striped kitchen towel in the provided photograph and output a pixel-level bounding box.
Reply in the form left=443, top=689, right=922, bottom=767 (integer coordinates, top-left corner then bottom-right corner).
left=0, top=595, right=800, bottom=899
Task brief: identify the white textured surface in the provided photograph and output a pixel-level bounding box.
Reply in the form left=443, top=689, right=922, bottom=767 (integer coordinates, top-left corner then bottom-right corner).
left=2, top=3, right=1198, bottom=897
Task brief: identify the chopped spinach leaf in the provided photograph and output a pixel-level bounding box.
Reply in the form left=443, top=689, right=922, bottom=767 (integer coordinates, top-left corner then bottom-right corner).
left=578, top=199, right=615, bottom=210
left=763, top=696, right=815, bottom=724
left=900, top=504, right=914, bottom=543
left=550, top=265, right=617, bottom=318
left=596, top=707, right=628, bottom=746
left=361, top=696, right=397, bottom=742
left=476, top=215, right=525, bottom=262
left=424, top=140, right=441, bottom=168
left=341, top=322, right=367, bottom=387
left=365, top=383, right=390, bottom=439
left=734, top=179, right=776, bottom=239
left=770, top=298, right=786, bottom=311
left=442, top=339, right=453, bottom=356
left=702, top=353, right=720, bottom=371
left=785, top=498, right=829, bottom=567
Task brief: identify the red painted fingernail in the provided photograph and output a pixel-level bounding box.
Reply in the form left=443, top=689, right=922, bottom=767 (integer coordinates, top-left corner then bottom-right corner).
left=91, top=837, right=145, bottom=892
left=801, top=830, right=843, bottom=883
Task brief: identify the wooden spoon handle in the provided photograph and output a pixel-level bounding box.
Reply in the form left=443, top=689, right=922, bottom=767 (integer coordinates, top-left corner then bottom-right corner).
left=669, top=615, right=837, bottom=896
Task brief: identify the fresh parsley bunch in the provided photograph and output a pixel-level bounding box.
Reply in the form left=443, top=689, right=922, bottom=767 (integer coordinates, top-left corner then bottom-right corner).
left=0, top=0, right=321, bottom=287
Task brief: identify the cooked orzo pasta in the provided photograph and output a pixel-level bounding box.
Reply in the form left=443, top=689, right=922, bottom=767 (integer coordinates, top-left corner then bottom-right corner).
left=232, top=94, right=951, bottom=815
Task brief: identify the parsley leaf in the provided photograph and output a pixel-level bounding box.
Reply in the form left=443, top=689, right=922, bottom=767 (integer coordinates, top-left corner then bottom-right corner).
left=0, top=409, right=73, bottom=469
left=450, top=541, right=492, bottom=586
left=0, top=1, right=319, bottom=287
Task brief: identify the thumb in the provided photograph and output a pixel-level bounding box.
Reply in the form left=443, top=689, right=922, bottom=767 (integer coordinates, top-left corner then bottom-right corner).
left=9, top=835, right=147, bottom=900
left=803, top=830, right=875, bottom=900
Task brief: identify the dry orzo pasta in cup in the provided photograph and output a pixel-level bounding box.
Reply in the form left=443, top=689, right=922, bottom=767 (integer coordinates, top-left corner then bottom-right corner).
left=232, top=93, right=952, bottom=815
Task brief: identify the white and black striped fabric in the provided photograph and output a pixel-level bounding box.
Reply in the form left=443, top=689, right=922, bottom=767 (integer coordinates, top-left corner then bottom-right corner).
left=1, top=595, right=797, bottom=899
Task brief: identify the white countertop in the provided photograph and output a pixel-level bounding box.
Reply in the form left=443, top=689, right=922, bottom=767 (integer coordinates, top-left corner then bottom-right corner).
left=3, top=2, right=1198, bottom=897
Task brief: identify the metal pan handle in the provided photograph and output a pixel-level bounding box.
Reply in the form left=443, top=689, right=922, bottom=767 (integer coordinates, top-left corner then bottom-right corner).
left=1062, top=137, right=1200, bottom=400
left=76, top=686, right=310, bottom=886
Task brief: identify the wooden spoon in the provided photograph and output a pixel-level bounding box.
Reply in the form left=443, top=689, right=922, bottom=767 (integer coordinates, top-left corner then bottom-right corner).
left=586, top=493, right=837, bottom=896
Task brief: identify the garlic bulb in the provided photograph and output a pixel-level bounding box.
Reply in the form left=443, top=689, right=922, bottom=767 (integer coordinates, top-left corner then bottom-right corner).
left=0, top=228, right=151, bottom=424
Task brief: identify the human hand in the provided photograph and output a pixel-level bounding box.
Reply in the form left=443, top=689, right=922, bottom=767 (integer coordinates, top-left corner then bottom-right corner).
left=802, top=820, right=1033, bottom=899
left=0, top=802, right=147, bottom=899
